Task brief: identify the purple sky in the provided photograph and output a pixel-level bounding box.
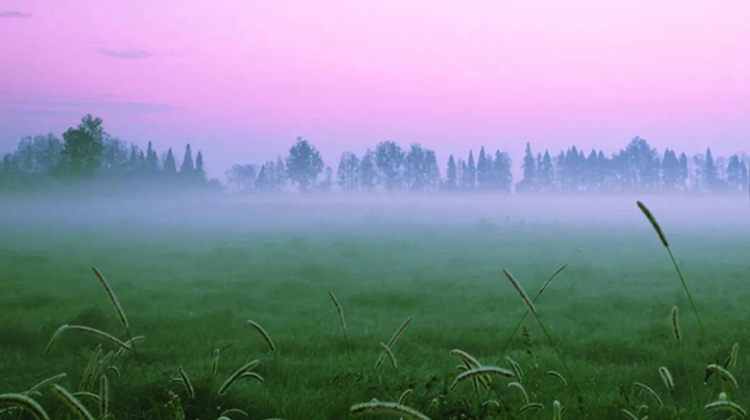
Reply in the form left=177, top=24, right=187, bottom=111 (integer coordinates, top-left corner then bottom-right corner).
left=1, top=0, right=749, bottom=177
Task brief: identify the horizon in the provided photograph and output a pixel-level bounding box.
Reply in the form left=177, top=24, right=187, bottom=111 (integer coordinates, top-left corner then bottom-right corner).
left=2, top=1, right=749, bottom=178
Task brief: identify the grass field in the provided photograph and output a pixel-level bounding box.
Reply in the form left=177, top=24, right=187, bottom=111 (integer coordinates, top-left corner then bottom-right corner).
left=1, top=196, right=748, bottom=420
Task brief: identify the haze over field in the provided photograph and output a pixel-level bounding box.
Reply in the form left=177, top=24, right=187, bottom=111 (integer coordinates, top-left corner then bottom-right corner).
left=2, top=3, right=750, bottom=420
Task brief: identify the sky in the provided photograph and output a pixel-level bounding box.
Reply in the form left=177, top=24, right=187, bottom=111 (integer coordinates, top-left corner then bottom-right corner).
left=1, top=0, right=749, bottom=178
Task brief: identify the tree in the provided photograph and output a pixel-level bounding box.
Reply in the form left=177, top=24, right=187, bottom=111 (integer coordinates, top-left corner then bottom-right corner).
left=375, top=141, right=405, bottom=191
left=163, top=148, right=177, bottom=175
left=195, top=151, right=206, bottom=183
left=493, top=150, right=513, bottom=193
left=255, top=162, right=276, bottom=191
left=226, top=164, right=256, bottom=193
left=337, top=152, right=360, bottom=192
left=359, top=149, right=377, bottom=191
left=539, top=150, right=554, bottom=192
left=677, top=152, right=689, bottom=191
left=275, top=155, right=287, bottom=190
left=661, top=149, right=680, bottom=192
left=180, top=144, right=195, bottom=176
left=726, top=154, right=748, bottom=192
left=404, top=144, right=430, bottom=192
left=516, top=143, right=536, bottom=193
left=145, top=141, right=159, bottom=173
left=464, top=150, right=476, bottom=189
left=477, top=147, right=491, bottom=189
left=60, top=114, right=105, bottom=176
left=704, top=147, right=720, bottom=192
left=286, top=137, right=324, bottom=191
left=319, top=166, right=333, bottom=192
left=445, top=154, right=457, bottom=190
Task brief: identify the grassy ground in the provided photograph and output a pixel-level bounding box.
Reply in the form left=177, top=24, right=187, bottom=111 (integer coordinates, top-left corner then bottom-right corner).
left=1, top=202, right=749, bottom=420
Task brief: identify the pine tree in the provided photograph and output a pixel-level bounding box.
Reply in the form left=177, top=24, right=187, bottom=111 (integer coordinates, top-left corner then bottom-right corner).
left=445, top=154, right=457, bottom=190
left=678, top=152, right=689, bottom=190
left=145, top=141, right=159, bottom=172
left=539, top=150, right=554, bottom=192
left=180, top=144, right=194, bottom=175
left=704, top=147, right=719, bottom=192
left=465, top=150, right=476, bottom=189
left=163, top=148, right=177, bottom=175
left=517, top=142, right=536, bottom=193
left=477, top=147, right=490, bottom=189
left=195, top=150, right=206, bottom=183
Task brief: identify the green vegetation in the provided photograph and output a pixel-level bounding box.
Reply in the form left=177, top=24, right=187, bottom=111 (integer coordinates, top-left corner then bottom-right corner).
left=0, top=204, right=747, bottom=419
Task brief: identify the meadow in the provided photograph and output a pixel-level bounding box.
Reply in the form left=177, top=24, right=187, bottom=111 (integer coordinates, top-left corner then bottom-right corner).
left=0, top=195, right=748, bottom=420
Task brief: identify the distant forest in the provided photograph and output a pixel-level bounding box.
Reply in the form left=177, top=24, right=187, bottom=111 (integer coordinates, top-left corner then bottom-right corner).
left=1, top=114, right=748, bottom=195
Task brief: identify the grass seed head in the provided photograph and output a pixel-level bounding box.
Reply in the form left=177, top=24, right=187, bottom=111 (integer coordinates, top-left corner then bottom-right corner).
left=636, top=201, right=669, bottom=248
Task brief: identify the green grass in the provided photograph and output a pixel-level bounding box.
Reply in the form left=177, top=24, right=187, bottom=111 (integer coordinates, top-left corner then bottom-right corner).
left=1, top=210, right=748, bottom=419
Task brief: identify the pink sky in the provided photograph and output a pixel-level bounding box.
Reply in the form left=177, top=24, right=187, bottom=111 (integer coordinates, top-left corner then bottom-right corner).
left=1, top=0, right=749, bottom=177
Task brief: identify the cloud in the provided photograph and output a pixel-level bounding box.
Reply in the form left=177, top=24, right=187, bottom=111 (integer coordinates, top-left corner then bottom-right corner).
left=95, top=48, right=152, bottom=59
left=0, top=10, right=31, bottom=18
left=2, top=98, right=177, bottom=116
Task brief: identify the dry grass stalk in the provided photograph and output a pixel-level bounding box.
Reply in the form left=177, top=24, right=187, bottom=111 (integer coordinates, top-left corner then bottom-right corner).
left=706, top=364, right=738, bottom=389
left=539, top=264, right=568, bottom=295
left=729, top=343, right=739, bottom=369
left=450, top=349, right=490, bottom=390
left=546, top=371, right=567, bottom=386
left=506, top=356, right=524, bottom=382
left=220, top=408, right=249, bottom=418
left=398, top=389, right=413, bottom=405
left=72, top=392, right=101, bottom=403
left=670, top=306, right=680, bottom=343
left=658, top=367, right=674, bottom=391
left=450, top=366, right=515, bottom=391
left=218, top=360, right=261, bottom=395
left=211, top=348, right=221, bottom=377
left=375, top=316, right=413, bottom=369
left=50, top=384, right=96, bottom=420
left=633, top=383, right=663, bottom=407
left=46, top=325, right=131, bottom=354
left=247, top=320, right=276, bottom=352
left=0, top=393, right=50, bottom=420
left=519, top=402, right=544, bottom=413
left=79, top=345, right=103, bottom=391
left=704, top=400, right=747, bottom=417
left=91, top=267, right=129, bottom=332
left=636, top=201, right=712, bottom=362
left=25, top=373, right=67, bottom=396
left=178, top=366, right=195, bottom=399
left=503, top=270, right=536, bottom=314
left=114, top=336, right=145, bottom=359
left=551, top=400, right=564, bottom=420
left=238, top=372, right=264, bottom=384
left=378, top=342, right=398, bottom=369
left=508, top=381, right=529, bottom=404
left=328, top=291, right=348, bottom=342
left=350, top=401, right=431, bottom=420
left=621, top=409, right=639, bottom=420
left=99, top=375, right=108, bottom=419
left=636, top=201, right=668, bottom=247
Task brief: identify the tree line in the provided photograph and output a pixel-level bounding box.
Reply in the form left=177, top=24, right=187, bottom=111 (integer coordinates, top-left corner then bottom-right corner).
left=228, top=136, right=748, bottom=195
left=0, top=115, right=214, bottom=190
left=2, top=114, right=748, bottom=195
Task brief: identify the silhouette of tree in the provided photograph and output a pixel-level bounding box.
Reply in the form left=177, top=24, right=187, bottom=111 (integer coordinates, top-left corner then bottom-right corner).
left=286, top=137, right=324, bottom=191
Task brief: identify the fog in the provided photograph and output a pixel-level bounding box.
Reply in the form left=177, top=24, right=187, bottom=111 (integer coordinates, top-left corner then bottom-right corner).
left=2, top=191, right=748, bottom=239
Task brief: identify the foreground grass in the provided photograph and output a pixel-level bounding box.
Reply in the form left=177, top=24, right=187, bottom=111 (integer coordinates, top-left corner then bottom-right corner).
left=1, top=211, right=748, bottom=419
